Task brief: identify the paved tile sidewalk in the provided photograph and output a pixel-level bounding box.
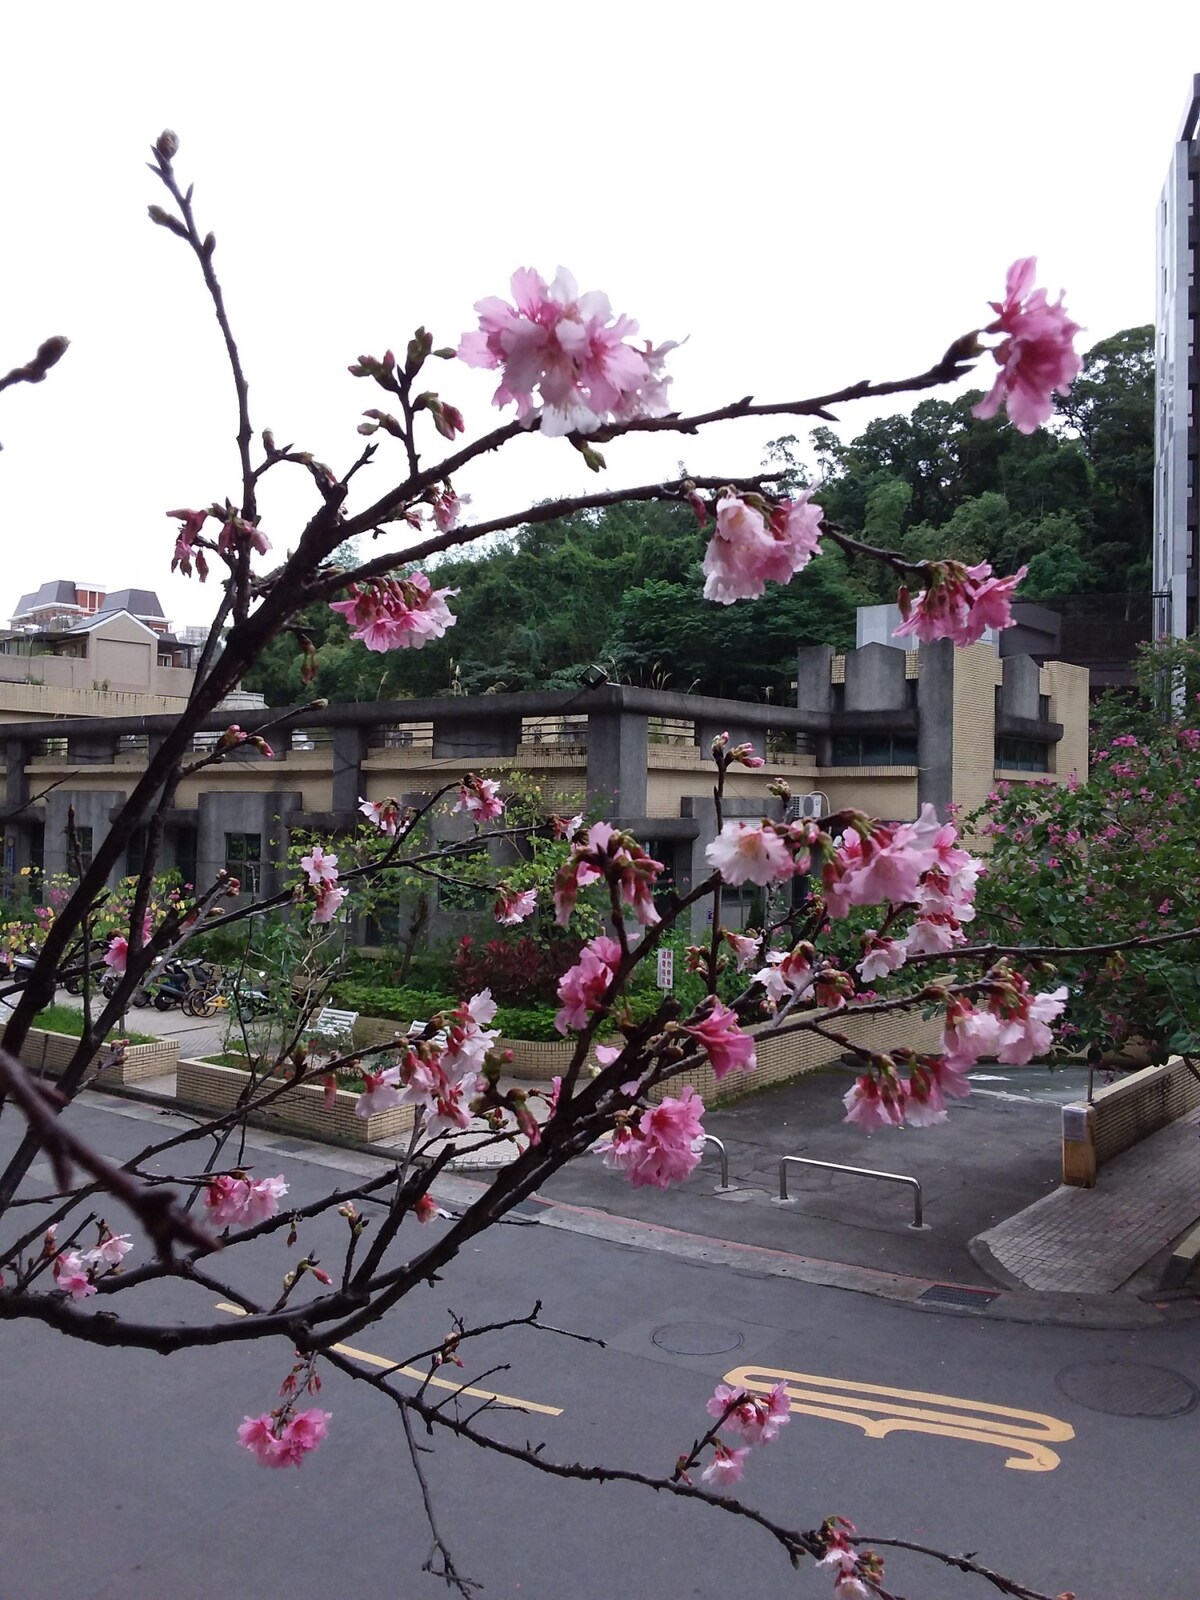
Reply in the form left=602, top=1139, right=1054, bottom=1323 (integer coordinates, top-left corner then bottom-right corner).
left=975, top=1109, right=1200, bottom=1293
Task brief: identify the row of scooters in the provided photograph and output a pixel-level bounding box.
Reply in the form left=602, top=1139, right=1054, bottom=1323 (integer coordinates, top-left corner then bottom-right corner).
left=66, top=957, right=270, bottom=1019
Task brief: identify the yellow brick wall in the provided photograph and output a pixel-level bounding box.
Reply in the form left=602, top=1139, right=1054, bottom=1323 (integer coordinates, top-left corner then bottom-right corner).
left=3, top=1026, right=179, bottom=1084
left=951, top=643, right=1003, bottom=819
left=176, top=1057, right=415, bottom=1142
left=1040, top=660, right=1089, bottom=782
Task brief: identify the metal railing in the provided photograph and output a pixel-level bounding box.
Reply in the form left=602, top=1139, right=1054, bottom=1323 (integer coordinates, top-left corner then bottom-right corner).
left=702, top=1134, right=730, bottom=1190
left=778, top=1156, right=926, bottom=1229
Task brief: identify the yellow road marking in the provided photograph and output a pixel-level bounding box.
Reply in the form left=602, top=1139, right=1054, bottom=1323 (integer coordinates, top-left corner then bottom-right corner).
left=215, top=1301, right=562, bottom=1417
left=723, top=1364, right=1074, bottom=1472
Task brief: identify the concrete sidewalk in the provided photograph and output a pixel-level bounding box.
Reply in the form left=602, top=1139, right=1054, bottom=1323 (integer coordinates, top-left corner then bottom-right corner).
left=974, top=1108, right=1200, bottom=1294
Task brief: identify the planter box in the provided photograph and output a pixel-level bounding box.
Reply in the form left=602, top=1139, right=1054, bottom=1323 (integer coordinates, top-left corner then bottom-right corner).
left=176, top=1057, right=415, bottom=1143
left=4, top=1026, right=179, bottom=1086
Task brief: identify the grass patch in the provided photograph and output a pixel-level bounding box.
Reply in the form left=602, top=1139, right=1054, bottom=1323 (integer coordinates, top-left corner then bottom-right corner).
left=32, top=1004, right=159, bottom=1046
left=201, top=1054, right=369, bottom=1092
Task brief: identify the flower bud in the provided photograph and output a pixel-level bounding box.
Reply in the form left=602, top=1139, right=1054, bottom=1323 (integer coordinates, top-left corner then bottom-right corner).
left=155, top=129, right=180, bottom=160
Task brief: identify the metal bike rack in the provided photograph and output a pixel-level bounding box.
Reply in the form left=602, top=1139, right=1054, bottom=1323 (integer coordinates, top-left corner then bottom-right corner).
left=703, top=1134, right=732, bottom=1191
left=778, top=1156, right=927, bottom=1229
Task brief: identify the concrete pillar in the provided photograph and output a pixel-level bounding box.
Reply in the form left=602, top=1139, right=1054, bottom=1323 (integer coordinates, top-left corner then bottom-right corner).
left=586, top=710, right=648, bottom=818
left=916, top=640, right=955, bottom=816
left=331, top=724, right=370, bottom=815
left=999, top=655, right=1041, bottom=720
left=843, top=642, right=907, bottom=712
left=66, top=731, right=118, bottom=765
left=795, top=645, right=834, bottom=714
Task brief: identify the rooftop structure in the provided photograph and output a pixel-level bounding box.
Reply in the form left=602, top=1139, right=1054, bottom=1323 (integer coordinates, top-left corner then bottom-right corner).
left=9, top=579, right=171, bottom=636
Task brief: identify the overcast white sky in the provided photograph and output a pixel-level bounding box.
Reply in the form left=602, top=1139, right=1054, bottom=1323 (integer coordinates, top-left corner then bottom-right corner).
left=2, top=2, right=1198, bottom=632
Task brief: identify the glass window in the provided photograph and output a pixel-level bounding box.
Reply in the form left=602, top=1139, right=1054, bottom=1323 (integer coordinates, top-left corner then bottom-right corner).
left=828, top=733, right=918, bottom=767
left=995, top=738, right=1049, bottom=772
left=224, top=832, right=262, bottom=895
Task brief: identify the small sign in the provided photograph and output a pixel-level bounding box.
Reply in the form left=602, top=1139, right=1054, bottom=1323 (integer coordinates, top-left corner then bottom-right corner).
left=656, top=948, right=674, bottom=990
left=1061, top=1105, right=1091, bottom=1143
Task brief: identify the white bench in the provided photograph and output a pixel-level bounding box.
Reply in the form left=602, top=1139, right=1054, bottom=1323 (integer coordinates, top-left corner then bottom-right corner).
left=310, top=1006, right=359, bottom=1050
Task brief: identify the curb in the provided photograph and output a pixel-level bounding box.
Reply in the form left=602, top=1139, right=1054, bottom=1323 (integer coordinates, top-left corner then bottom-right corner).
left=79, top=1082, right=1200, bottom=1331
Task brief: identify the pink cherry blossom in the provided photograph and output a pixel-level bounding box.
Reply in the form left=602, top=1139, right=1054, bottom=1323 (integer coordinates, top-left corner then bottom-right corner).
left=329, top=573, right=458, bottom=652
left=238, top=1408, right=331, bottom=1468
left=300, top=844, right=339, bottom=887
left=842, top=1074, right=905, bottom=1131
left=858, top=934, right=907, bottom=983
left=723, top=930, right=761, bottom=971
left=84, top=1233, right=133, bottom=1269
left=972, top=258, right=1081, bottom=434
left=104, top=935, right=128, bottom=975
left=359, top=796, right=402, bottom=836
left=53, top=1250, right=96, bottom=1300
left=441, top=990, right=500, bottom=1080
left=702, top=492, right=824, bottom=604
left=753, top=946, right=815, bottom=1008
left=458, top=266, right=674, bottom=436
left=684, top=1001, right=755, bottom=1079
left=452, top=776, right=504, bottom=823
left=901, top=1070, right=947, bottom=1127
left=355, top=1066, right=403, bottom=1119
left=701, top=1442, right=750, bottom=1488
left=902, top=911, right=965, bottom=957
left=168, top=508, right=211, bottom=581
left=705, top=821, right=794, bottom=887
left=601, top=1086, right=706, bottom=1189
left=431, top=488, right=463, bottom=532
left=893, top=560, right=1028, bottom=648
left=707, top=1381, right=792, bottom=1445
left=555, top=937, right=622, bottom=1033
left=994, top=984, right=1068, bottom=1064
left=554, top=823, right=663, bottom=927
left=311, top=881, right=349, bottom=925
left=495, top=886, right=538, bottom=926
left=205, top=1173, right=289, bottom=1229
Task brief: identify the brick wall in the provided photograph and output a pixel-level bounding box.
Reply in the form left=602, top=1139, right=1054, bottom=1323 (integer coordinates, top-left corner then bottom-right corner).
left=5, top=1026, right=179, bottom=1085
left=176, top=1057, right=415, bottom=1143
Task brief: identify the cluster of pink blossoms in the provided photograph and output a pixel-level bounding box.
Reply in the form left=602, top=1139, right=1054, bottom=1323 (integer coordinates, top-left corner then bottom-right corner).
left=355, top=990, right=499, bottom=1138
left=299, top=844, right=349, bottom=925
left=699, top=1381, right=790, bottom=1488
left=238, top=1408, right=331, bottom=1469
left=554, top=822, right=664, bottom=927
left=205, top=1173, right=289, bottom=1228
left=458, top=266, right=675, bottom=436
left=602, top=1086, right=706, bottom=1189
left=683, top=999, right=756, bottom=1078
left=753, top=945, right=853, bottom=1014
left=494, top=885, right=537, bottom=926
left=358, top=794, right=404, bottom=836
left=451, top=775, right=504, bottom=823
left=815, top=1519, right=883, bottom=1598
left=702, top=491, right=824, bottom=605
left=329, top=573, right=458, bottom=653
left=168, top=507, right=270, bottom=583
left=53, top=1231, right=134, bottom=1300
left=893, top=560, right=1028, bottom=648
left=555, top=936, right=622, bottom=1033
left=972, top=256, right=1081, bottom=434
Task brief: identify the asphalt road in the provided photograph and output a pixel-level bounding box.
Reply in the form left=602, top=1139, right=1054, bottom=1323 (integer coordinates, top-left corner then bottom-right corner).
left=1, top=1100, right=1197, bottom=1600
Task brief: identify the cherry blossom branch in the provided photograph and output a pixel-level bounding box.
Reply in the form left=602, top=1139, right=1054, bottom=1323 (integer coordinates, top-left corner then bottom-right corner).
left=147, top=133, right=256, bottom=522
left=902, top=923, right=1200, bottom=965
left=0, top=1049, right=214, bottom=1262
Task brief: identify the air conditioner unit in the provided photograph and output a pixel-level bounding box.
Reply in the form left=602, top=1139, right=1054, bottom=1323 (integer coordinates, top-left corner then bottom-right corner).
left=786, top=791, right=827, bottom=823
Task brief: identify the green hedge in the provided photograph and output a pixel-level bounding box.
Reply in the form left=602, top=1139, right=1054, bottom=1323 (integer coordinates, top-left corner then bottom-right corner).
left=331, top=981, right=570, bottom=1043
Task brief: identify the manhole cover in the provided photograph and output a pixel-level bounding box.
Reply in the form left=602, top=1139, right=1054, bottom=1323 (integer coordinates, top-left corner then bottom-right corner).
left=1055, top=1361, right=1199, bottom=1418
left=651, top=1322, right=745, bottom=1356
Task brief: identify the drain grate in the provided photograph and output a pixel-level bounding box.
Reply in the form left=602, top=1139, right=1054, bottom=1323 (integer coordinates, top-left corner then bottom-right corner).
left=1055, top=1361, right=1200, bottom=1418
left=652, top=1322, right=745, bottom=1356
left=916, top=1284, right=1000, bottom=1311
left=503, top=1199, right=546, bottom=1221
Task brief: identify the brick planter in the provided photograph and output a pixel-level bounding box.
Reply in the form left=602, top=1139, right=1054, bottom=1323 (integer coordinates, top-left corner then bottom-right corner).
left=5, top=1026, right=179, bottom=1086
left=176, top=1057, right=415, bottom=1143
left=352, top=1013, right=578, bottom=1083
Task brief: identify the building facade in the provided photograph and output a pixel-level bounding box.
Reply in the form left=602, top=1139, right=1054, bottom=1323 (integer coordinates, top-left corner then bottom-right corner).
left=0, top=610, right=198, bottom=723
left=1, top=640, right=1087, bottom=937
left=1154, top=74, right=1200, bottom=640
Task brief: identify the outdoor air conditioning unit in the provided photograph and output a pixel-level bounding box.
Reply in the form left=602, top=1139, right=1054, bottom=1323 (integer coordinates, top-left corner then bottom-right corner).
left=786, top=791, right=828, bottom=823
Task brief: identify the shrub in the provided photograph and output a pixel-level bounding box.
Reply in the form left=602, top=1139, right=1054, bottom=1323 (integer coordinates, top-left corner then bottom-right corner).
left=452, top=933, right=582, bottom=1006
